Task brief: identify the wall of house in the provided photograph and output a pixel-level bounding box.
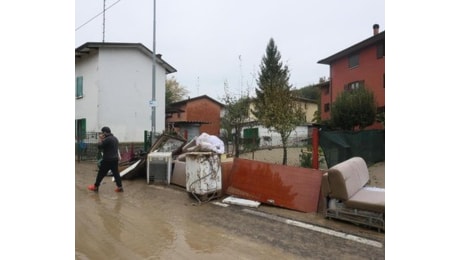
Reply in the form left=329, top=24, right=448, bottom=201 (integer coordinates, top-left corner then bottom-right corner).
left=295, top=100, right=318, bottom=123
left=323, top=42, right=384, bottom=129
left=75, top=53, right=100, bottom=132
left=242, top=125, right=309, bottom=147
left=186, top=99, right=221, bottom=136
left=320, top=85, right=331, bottom=120
left=305, top=102, right=318, bottom=123
left=330, top=45, right=384, bottom=107
left=249, top=100, right=317, bottom=124
left=97, top=48, right=167, bottom=142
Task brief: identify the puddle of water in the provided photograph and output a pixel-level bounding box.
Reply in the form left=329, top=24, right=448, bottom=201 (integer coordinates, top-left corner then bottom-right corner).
left=76, top=184, right=293, bottom=260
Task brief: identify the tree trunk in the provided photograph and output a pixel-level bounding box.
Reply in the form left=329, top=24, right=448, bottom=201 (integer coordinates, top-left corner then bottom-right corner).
left=281, top=132, right=289, bottom=165
left=234, top=127, right=241, bottom=158
left=282, top=145, right=287, bottom=165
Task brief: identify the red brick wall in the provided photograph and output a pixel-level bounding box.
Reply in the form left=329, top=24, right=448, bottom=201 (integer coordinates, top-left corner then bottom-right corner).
left=186, top=99, right=221, bottom=136
left=166, top=97, right=222, bottom=136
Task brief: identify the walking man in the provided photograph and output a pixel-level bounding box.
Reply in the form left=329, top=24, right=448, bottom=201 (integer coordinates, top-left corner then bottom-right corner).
left=88, top=126, right=124, bottom=192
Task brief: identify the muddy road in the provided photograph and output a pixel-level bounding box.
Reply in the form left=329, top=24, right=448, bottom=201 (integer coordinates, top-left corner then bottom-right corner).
left=76, top=161, right=384, bottom=259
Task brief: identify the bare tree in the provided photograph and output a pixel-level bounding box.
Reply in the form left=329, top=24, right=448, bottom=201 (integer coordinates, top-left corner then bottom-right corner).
left=166, top=76, right=189, bottom=105
left=220, top=81, right=251, bottom=157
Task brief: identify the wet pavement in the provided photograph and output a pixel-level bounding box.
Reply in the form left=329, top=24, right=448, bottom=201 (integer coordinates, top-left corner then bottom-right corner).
left=76, top=161, right=384, bottom=259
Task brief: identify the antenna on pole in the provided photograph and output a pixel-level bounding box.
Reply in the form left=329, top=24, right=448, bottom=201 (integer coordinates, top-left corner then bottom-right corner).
left=102, top=0, right=106, bottom=42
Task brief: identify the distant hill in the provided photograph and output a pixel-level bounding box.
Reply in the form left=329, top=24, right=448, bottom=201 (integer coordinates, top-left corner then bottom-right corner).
left=292, top=84, right=320, bottom=101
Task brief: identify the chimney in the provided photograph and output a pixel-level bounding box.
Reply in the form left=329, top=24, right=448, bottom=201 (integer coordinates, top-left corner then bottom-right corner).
left=373, top=24, right=380, bottom=35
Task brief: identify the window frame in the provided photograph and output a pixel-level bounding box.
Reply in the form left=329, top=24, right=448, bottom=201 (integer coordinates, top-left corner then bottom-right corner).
left=345, top=80, right=364, bottom=91
left=348, top=53, right=360, bottom=68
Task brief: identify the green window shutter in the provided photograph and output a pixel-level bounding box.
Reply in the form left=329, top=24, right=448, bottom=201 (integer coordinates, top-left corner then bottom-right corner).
left=81, top=119, right=86, bottom=137
left=76, top=76, right=83, bottom=98
left=75, top=119, right=86, bottom=140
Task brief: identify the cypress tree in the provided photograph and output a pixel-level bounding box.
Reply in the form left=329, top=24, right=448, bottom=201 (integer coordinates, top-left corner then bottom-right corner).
left=252, top=38, right=303, bottom=165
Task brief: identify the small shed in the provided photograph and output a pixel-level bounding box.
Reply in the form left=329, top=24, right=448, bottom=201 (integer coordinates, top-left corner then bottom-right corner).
left=167, top=121, right=210, bottom=141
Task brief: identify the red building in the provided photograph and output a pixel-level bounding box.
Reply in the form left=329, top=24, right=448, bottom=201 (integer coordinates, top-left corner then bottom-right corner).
left=166, top=95, right=224, bottom=139
left=318, top=24, right=385, bottom=129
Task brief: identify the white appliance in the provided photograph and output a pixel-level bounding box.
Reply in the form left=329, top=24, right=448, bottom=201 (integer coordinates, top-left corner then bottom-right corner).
left=185, top=152, right=222, bottom=195
left=146, top=152, right=172, bottom=184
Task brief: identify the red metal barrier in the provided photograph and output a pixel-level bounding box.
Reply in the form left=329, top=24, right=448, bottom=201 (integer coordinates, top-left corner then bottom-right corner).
left=226, top=158, right=324, bottom=213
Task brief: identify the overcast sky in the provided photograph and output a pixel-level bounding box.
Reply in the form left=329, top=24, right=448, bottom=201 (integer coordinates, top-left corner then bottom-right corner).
left=5, top=1, right=460, bottom=256
left=76, top=0, right=385, bottom=101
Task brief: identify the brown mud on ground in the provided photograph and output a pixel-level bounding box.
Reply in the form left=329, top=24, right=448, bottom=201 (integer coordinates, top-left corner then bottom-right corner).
left=76, top=148, right=384, bottom=259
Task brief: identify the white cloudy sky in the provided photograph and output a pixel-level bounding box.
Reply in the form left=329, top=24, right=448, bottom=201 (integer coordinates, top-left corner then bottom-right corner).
left=75, top=0, right=385, bottom=101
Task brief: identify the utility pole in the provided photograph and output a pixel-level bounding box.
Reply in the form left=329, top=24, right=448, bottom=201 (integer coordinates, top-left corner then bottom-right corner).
left=102, top=0, right=106, bottom=42
left=151, top=0, right=156, bottom=137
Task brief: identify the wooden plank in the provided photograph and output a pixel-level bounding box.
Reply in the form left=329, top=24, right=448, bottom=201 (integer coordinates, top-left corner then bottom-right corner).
left=112, top=159, right=142, bottom=182
left=226, top=158, right=324, bottom=213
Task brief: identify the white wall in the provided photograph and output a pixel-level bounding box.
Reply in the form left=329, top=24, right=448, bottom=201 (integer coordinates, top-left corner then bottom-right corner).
left=242, top=125, right=309, bottom=147
left=75, top=46, right=169, bottom=142
left=75, top=53, right=100, bottom=132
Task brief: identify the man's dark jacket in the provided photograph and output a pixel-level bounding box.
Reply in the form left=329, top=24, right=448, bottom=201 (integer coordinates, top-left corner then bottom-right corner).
left=98, top=133, right=119, bottom=161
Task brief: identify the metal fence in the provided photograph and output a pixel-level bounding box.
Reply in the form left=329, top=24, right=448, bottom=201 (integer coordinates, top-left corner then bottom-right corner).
left=75, top=132, right=146, bottom=162
left=319, top=129, right=385, bottom=167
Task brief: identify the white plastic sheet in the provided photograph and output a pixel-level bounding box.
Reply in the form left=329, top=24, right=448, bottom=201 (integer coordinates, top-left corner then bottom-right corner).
left=188, top=132, right=225, bottom=154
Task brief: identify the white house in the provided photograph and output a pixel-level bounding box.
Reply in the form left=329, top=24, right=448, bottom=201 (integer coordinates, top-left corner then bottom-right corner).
left=75, top=42, right=176, bottom=142
left=239, top=97, right=317, bottom=147
left=241, top=124, right=310, bottom=148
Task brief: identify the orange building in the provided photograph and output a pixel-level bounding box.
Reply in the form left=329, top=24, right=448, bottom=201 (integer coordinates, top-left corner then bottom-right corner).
left=166, top=95, right=224, bottom=139
left=318, top=24, right=385, bottom=129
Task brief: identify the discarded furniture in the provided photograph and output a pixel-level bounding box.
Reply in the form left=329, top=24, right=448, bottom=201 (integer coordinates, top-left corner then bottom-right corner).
left=147, top=152, right=173, bottom=184
left=171, top=157, right=233, bottom=193
left=171, top=160, right=186, bottom=187
left=227, top=158, right=324, bottom=213
left=321, top=157, right=385, bottom=231
left=186, top=152, right=222, bottom=203
left=116, top=134, right=187, bottom=180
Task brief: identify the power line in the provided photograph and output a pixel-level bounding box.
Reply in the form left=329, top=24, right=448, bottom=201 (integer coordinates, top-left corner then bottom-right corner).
left=75, top=0, right=121, bottom=32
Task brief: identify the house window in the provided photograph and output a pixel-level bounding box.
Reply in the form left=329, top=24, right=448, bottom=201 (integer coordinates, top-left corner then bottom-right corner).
left=324, top=103, right=330, bottom=112
left=324, top=86, right=329, bottom=95
left=76, top=76, right=83, bottom=98
left=377, top=42, right=385, bottom=59
left=348, top=53, right=359, bottom=68
left=345, top=81, right=364, bottom=91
